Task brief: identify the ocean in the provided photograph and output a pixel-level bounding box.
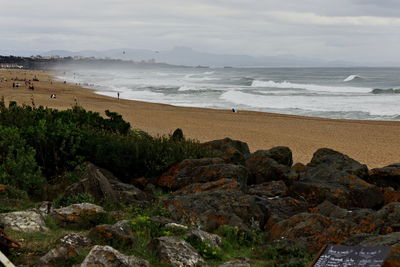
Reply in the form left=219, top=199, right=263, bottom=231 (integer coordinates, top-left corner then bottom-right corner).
left=58, top=66, right=400, bottom=120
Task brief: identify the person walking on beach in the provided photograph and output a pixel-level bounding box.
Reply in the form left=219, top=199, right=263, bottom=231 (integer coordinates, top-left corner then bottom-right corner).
left=117, top=92, right=120, bottom=99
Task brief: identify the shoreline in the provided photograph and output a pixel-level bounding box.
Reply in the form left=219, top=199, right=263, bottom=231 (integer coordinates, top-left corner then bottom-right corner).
left=1, top=68, right=400, bottom=168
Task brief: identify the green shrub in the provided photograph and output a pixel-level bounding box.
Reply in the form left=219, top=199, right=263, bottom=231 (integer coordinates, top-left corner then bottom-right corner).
left=53, top=193, right=96, bottom=208
left=252, top=245, right=313, bottom=266
left=0, top=126, right=44, bottom=195
left=184, top=235, right=223, bottom=260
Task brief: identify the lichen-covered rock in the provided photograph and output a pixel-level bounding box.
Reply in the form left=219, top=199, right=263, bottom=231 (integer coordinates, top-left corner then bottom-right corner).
left=245, top=154, right=294, bottom=185
left=38, top=233, right=91, bottom=266
left=164, top=188, right=269, bottom=231
left=202, top=138, right=250, bottom=164
left=89, top=220, right=135, bottom=248
left=263, top=197, right=309, bottom=229
left=185, top=229, right=222, bottom=247
left=81, top=245, right=149, bottom=267
left=368, top=164, right=400, bottom=190
left=158, top=158, right=247, bottom=190
left=0, top=211, right=48, bottom=233
left=53, top=203, right=106, bottom=228
left=268, top=213, right=358, bottom=253
left=254, top=146, right=293, bottom=166
left=172, top=178, right=244, bottom=196
left=60, top=233, right=91, bottom=248
left=219, top=257, right=251, bottom=267
left=64, top=162, right=148, bottom=205
left=150, top=236, right=204, bottom=267
left=382, top=187, right=400, bottom=204
left=38, top=246, right=78, bottom=266
left=289, top=148, right=383, bottom=209
left=248, top=181, right=288, bottom=198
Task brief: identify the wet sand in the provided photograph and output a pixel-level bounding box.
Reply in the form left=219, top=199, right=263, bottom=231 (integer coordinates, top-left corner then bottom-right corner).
left=1, top=68, right=400, bottom=168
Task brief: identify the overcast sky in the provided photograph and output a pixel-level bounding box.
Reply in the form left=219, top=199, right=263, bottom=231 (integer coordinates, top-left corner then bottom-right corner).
left=1, top=0, right=400, bottom=63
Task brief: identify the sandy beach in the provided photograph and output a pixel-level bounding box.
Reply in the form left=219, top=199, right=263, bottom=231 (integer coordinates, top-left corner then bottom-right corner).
left=1, top=68, right=399, bottom=168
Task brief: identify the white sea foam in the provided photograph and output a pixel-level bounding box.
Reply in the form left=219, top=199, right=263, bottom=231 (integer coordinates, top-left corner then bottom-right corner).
left=251, top=80, right=371, bottom=93
left=344, top=74, right=363, bottom=82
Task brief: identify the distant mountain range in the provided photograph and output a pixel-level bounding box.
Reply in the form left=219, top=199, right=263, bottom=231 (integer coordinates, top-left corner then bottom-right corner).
left=0, top=47, right=398, bottom=67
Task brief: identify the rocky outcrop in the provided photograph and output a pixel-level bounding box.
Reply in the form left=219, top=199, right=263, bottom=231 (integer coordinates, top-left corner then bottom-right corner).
left=81, top=245, right=149, bottom=267
left=202, top=138, right=250, bottom=164
left=245, top=153, right=296, bottom=185
left=172, top=178, right=243, bottom=196
left=158, top=158, right=248, bottom=190
left=89, top=220, right=135, bottom=248
left=53, top=203, right=106, bottom=228
left=368, top=164, right=400, bottom=190
left=0, top=211, right=48, bottom=233
left=248, top=181, right=288, bottom=198
left=38, top=233, right=91, bottom=266
left=64, top=162, right=148, bottom=205
left=150, top=236, right=204, bottom=267
left=268, top=213, right=358, bottom=253
left=290, top=148, right=383, bottom=209
left=184, top=229, right=222, bottom=247
left=164, top=186, right=268, bottom=231
left=253, top=146, right=293, bottom=166
left=263, top=197, right=309, bottom=229
left=219, top=258, right=251, bottom=267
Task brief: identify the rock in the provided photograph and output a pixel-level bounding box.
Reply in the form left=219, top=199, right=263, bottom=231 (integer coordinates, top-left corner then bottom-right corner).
left=89, top=220, right=135, bottom=248
left=245, top=154, right=294, bottom=185
left=203, top=138, right=250, bottom=164
left=53, top=203, right=106, bottom=228
left=172, top=179, right=244, bottom=196
left=65, top=162, right=117, bottom=202
left=81, top=245, right=149, bottom=267
left=164, top=223, right=188, bottom=232
left=38, top=246, right=78, bottom=266
left=310, top=200, right=349, bottom=219
left=164, top=187, right=268, bottom=231
left=382, top=187, right=400, bottom=204
left=219, top=257, right=251, bottom=267
left=0, top=211, right=48, bottom=233
left=150, top=236, right=204, bottom=267
left=64, top=162, right=148, bottom=205
left=36, top=201, right=53, bottom=217
left=254, top=146, right=293, bottom=166
left=268, top=213, right=358, bottom=253
left=60, top=233, right=91, bottom=248
left=263, top=197, right=309, bottom=229
left=368, top=164, right=400, bottom=190
left=248, top=181, right=288, bottom=198
left=289, top=148, right=383, bottom=209
left=185, top=229, right=222, bottom=247
left=358, top=202, right=400, bottom=235
left=38, top=233, right=91, bottom=266
left=158, top=158, right=248, bottom=190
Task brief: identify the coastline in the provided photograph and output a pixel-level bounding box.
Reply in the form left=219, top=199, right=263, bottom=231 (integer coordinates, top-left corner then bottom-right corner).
left=1, top=68, right=400, bottom=168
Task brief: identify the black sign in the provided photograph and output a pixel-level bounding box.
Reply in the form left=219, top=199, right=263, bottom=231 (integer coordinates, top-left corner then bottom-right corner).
left=313, top=245, right=391, bottom=267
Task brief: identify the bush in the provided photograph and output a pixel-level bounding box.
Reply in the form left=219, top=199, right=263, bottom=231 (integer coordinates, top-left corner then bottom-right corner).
left=53, top=193, right=96, bottom=208
left=0, top=126, right=44, bottom=195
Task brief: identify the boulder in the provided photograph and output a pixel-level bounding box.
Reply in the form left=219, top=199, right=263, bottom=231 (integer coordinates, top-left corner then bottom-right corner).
left=254, top=146, right=293, bottom=166
left=64, top=162, right=148, bottom=205
left=289, top=148, right=383, bottom=209
left=185, top=229, right=222, bottom=247
left=81, top=245, right=149, bottom=267
left=268, top=213, right=358, bottom=253
left=248, top=181, right=288, bottom=198
left=38, top=233, right=91, bottom=266
left=150, top=236, right=204, bottom=267
left=219, top=257, right=251, bottom=267
left=164, top=187, right=268, bottom=231
left=357, top=202, right=400, bottom=235
left=38, top=246, right=78, bottom=266
left=263, top=197, right=309, bottom=229
left=89, top=220, right=135, bottom=248
left=245, top=154, right=294, bottom=185
left=60, top=233, right=91, bottom=248
left=368, top=164, right=400, bottom=190
left=53, top=203, right=106, bottom=228
left=0, top=211, right=48, bottom=233
left=382, top=187, right=400, bottom=204
left=158, top=158, right=248, bottom=190
left=202, top=138, right=250, bottom=164
left=172, top=179, right=244, bottom=196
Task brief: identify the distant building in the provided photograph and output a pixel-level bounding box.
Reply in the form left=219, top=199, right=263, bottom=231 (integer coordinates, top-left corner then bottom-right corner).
left=0, top=63, right=23, bottom=69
